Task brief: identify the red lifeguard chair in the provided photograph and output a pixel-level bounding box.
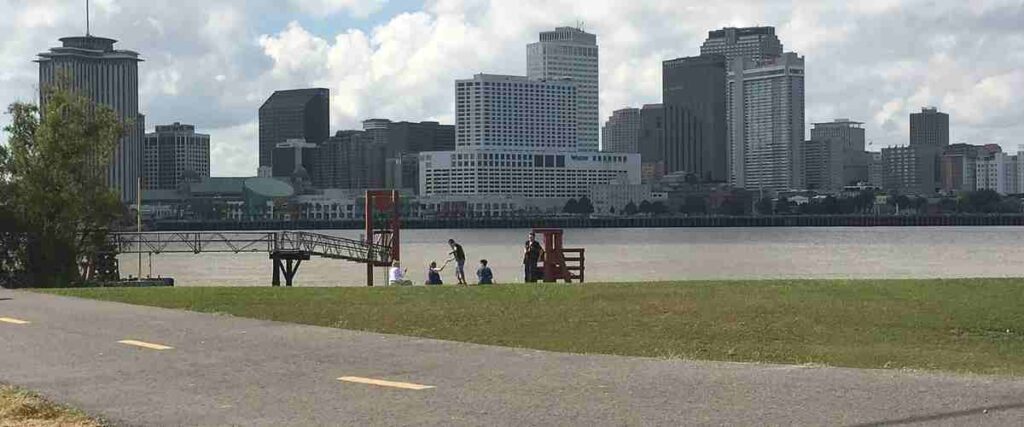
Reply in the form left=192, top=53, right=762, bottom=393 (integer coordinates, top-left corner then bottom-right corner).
left=531, top=228, right=585, bottom=283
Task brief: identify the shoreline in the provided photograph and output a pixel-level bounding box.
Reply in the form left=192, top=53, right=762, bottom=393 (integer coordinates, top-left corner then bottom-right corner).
left=149, top=214, right=1024, bottom=231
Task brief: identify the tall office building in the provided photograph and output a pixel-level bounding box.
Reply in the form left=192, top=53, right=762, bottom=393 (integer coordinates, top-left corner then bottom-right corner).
left=313, top=130, right=387, bottom=190
left=700, top=27, right=783, bottom=65
left=37, top=35, right=144, bottom=202
left=728, top=52, right=805, bottom=192
left=601, top=108, right=641, bottom=153
left=700, top=27, right=786, bottom=188
left=881, top=145, right=941, bottom=195
left=638, top=104, right=666, bottom=183
left=527, top=27, right=599, bottom=152
left=809, top=119, right=868, bottom=187
left=258, top=88, right=330, bottom=170
left=143, top=123, right=210, bottom=190
left=455, top=74, right=577, bottom=151
left=910, top=107, right=949, bottom=147
left=802, top=139, right=843, bottom=192
left=662, top=55, right=728, bottom=182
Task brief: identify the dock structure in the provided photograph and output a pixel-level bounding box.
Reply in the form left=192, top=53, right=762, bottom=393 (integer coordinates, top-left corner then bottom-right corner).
left=107, top=230, right=394, bottom=287
left=531, top=228, right=585, bottom=283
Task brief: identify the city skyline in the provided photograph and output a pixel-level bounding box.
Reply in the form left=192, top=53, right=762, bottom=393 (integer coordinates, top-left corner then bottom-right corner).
left=1, top=0, right=1022, bottom=177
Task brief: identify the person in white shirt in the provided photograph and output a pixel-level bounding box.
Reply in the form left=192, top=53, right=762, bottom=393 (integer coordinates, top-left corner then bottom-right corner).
left=388, top=260, right=412, bottom=286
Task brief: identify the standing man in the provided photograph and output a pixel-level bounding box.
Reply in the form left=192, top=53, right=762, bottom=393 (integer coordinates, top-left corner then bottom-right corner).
left=448, top=238, right=467, bottom=285
left=523, top=232, right=543, bottom=282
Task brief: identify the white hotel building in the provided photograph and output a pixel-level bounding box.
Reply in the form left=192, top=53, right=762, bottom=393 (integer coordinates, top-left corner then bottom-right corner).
left=420, top=73, right=639, bottom=199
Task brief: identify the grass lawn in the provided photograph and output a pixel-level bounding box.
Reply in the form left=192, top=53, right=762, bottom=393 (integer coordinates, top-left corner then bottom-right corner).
left=0, top=385, right=101, bottom=427
left=44, top=279, right=1024, bottom=376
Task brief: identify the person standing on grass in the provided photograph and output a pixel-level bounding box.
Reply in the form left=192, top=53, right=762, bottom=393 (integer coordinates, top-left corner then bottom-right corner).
left=388, top=260, right=412, bottom=286
left=426, top=260, right=447, bottom=286
left=448, top=238, right=467, bottom=285
left=523, top=232, right=543, bottom=282
left=476, top=259, right=494, bottom=285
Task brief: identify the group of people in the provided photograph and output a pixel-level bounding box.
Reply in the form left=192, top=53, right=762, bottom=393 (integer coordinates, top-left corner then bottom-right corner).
left=388, top=232, right=546, bottom=286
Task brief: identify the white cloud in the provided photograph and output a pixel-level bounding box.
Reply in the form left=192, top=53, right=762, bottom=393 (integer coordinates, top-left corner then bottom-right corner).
left=288, top=0, right=387, bottom=18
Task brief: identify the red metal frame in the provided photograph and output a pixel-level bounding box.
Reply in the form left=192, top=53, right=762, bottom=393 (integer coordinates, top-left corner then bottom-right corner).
left=531, top=228, right=584, bottom=283
left=365, top=190, right=400, bottom=286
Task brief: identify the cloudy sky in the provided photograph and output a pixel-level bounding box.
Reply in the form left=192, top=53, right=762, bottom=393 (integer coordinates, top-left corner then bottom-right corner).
left=2, top=0, right=1022, bottom=176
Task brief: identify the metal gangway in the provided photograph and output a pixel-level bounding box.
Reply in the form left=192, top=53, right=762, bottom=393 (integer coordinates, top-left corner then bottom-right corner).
left=109, top=231, right=394, bottom=286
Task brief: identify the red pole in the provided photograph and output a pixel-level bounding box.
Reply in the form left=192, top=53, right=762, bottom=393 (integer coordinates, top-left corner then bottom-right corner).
left=391, top=189, right=400, bottom=264
left=365, top=190, right=373, bottom=287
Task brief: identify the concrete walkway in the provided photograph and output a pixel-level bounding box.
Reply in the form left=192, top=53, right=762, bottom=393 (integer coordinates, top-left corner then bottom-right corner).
left=1, top=288, right=1023, bottom=426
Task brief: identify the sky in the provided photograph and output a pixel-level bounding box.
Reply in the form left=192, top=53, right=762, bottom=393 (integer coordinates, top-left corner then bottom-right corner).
left=1, top=0, right=1022, bottom=177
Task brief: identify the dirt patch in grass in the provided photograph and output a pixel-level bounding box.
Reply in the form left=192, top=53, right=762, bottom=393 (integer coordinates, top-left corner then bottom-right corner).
left=0, top=385, right=101, bottom=427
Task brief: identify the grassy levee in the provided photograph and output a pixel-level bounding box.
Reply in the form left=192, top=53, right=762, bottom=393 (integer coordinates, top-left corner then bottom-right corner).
left=45, top=279, right=1024, bottom=375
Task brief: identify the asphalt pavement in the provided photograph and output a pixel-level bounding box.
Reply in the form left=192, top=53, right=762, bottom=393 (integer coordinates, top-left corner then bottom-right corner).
left=2, top=288, right=1024, bottom=426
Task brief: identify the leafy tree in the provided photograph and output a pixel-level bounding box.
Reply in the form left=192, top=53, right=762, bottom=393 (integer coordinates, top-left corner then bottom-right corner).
left=623, top=201, right=638, bottom=215
left=638, top=200, right=652, bottom=214
left=650, top=201, right=668, bottom=215
left=2, top=84, right=125, bottom=287
left=577, top=196, right=595, bottom=215
left=893, top=195, right=912, bottom=212
left=562, top=198, right=579, bottom=214
left=755, top=197, right=773, bottom=215
left=680, top=195, right=707, bottom=215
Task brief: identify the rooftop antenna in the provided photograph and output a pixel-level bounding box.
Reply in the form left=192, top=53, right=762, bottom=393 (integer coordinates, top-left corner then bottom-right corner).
left=85, top=0, right=90, bottom=36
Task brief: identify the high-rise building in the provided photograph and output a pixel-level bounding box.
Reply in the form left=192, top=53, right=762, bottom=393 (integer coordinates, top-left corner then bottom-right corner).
left=810, top=119, right=868, bottom=187
left=638, top=104, right=666, bottom=184
left=700, top=27, right=787, bottom=189
left=455, top=74, right=577, bottom=151
left=662, top=54, right=728, bottom=182
left=143, top=123, right=210, bottom=190
left=258, top=88, right=330, bottom=170
left=271, top=139, right=317, bottom=179
left=700, top=27, right=783, bottom=66
left=910, top=107, right=949, bottom=147
left=37, top=35, right=145, bottom=202
left=313, top=130, right=387, bottom=190
left=940, top=143, right=996, bottom=193
left=527, top=27, right=599, bottom=152
left=976, top=151, right=1020, bottom=195
left=881, top=145, right=941, bottom=195
left=727, top=52, right=805, bottom=192
left=802, top=139, right=843, bottom=192
left=601, top=108, right=641, bottom=153
left=868, top=152, right=883, bottom=188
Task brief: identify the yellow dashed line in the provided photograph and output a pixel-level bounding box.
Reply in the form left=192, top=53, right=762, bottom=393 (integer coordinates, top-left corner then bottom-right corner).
left=338, top=376, right=435, bottom=390
left=0, top=317, right=30, bottom=325
left=118, top=339, right=173, bottom=350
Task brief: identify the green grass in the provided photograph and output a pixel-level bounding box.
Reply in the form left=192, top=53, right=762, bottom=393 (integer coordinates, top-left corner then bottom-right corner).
left=43, top=279, right=1024, bottom=376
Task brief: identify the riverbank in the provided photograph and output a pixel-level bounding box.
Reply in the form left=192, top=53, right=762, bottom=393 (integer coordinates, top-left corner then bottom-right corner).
left=0, top=385, right=101, bottom=427
left=45, top=278, right=1024, bottom=376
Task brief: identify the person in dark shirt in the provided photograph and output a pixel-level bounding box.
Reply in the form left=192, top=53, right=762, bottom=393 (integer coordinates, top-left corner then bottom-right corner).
left=476, top=259, right=494, bottom=285
left=426, top=261, right=447, bottom=286
left=523, top=232, right=543, bottom=282
left=448, top=239, right=467, bottom=285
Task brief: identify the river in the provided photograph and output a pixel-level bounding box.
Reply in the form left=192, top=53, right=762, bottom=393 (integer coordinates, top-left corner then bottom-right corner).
left=117, top=227, right=1024, bottom=286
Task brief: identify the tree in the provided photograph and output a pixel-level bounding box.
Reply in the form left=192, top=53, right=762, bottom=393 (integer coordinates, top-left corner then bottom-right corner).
left=2, top=83, right=125, bottom=287
left=755, top=197, right=773, bottom=215
left=639, top=200, right=652, bottom=214
left=680, top=195, right=707, bottom=215
left=562, top=198, right=579, bottom=214
left=650, top=201, right=668, bottom=215
left=624, top=201, right=638, bottom=215
left=577, top=196, right=595, bottom=215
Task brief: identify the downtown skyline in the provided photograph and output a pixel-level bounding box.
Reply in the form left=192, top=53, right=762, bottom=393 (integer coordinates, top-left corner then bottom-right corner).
left=1, top=0, right=1022, bottom=177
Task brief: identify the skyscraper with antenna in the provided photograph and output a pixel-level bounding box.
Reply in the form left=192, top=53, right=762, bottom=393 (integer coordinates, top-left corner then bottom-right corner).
left=35, top=0, right=145, bottom=202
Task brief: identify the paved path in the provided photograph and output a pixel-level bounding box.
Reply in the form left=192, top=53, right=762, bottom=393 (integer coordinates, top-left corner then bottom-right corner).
left=2, top=289, right=1024, bottom=426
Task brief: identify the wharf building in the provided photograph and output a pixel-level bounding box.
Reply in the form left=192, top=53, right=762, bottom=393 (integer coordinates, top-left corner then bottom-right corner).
left=420, top=73, right=638, bottom=201
left=37, top=35, right=145, bottom=202
left=143, top=123, right=210, bottom=190
left=528, top=27, right=599, bottom=152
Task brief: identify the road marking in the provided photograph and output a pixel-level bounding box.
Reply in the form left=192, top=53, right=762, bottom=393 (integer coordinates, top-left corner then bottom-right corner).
left=0, top=317, right=30, bottom=325
left=337, top=376, right=435, bottom=390
left=118, top=339, right=173, bottom=351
